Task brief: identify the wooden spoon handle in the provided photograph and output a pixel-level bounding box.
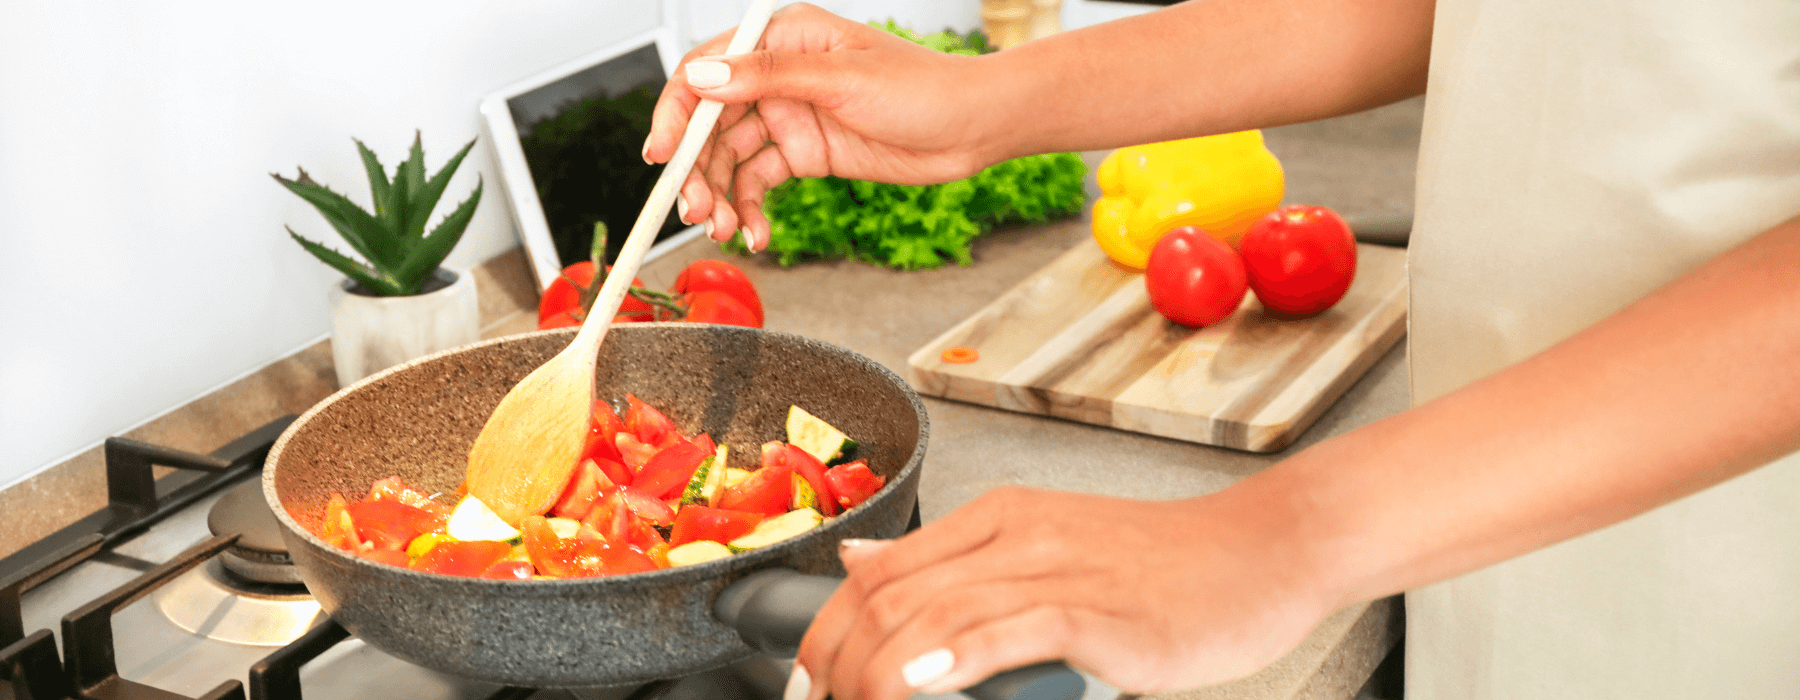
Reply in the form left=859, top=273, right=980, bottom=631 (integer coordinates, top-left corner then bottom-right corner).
left=568, top=0, right=779, bottom=355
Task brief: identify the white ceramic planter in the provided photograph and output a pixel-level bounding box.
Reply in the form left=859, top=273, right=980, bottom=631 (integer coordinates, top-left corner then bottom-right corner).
left=329, top=268, right=480, bottom=388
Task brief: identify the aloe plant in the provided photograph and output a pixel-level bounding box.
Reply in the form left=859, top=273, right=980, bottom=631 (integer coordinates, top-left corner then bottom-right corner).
left=275, top=132, right=483, bottom=296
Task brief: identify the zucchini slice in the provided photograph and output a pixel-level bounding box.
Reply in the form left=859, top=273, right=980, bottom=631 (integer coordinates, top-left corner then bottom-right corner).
left=667, top=540, right=735, bottom=567
left=728, top=508, right=824, bottom=551
left=787, top=405, right=857, bottom=465
left=680, top=444, right=731, bottom=506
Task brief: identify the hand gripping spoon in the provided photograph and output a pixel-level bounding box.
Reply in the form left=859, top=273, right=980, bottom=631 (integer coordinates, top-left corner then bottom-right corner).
left=464, top=0, right=778, bottom=525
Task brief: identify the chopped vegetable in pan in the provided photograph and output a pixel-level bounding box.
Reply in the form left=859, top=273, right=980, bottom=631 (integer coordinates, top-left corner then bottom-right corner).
left=309, top=397, right=885, bottom=578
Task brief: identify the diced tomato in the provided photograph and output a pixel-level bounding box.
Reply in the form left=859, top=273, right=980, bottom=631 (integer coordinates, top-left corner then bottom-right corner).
left=693, top=433, right=715, bottom=455
left=347, top=499, right=444, bottom=551
left=573, top=538, right=661, bottom=576
left=632, top=442, right=709, bottom=500
left=624, top=394, right=679, bottom=448
left=629, top=517, right=667, bottom=552
left=358, top=546, right=409, bottom=567
left=365, top=476, right=453, bottom=517
left=823, top=460, right=886, bottom=510
left=714, top=458, right=793, bottom=516
left=582, top=491, right=640, bottom=545
left=521, top=516, right=583, bottom=578
left=774, top=443, right=839, bottom=516
left=584, top=401, right=628, bottom=465
left=644, top=542, right=671, bottom=568
left=551, top=459, right=617, bottom=521
left=588, top=456, right=633, bottom=490
left=618, top=487, right=677, bottom=526
left=615, top=433, right=660, bottom=474
left=481, top=560, right=534, bottom=580
left=321, top=493, right=361, bottom=551
left=410, top=540, right=512, bottom=577
left=669, top=506, right=765, bottom=547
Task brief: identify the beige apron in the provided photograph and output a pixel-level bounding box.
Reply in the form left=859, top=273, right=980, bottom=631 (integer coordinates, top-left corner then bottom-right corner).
left=1405, top=0, right=1800, bottom=696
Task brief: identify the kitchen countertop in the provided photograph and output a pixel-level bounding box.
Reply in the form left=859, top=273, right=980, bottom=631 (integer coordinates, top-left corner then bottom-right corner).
left=2, top=97, right=1424, bottom=700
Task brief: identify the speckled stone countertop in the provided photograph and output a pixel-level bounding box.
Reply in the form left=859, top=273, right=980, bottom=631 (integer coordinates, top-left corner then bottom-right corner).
left=1, top=97, right=1424, bottom=700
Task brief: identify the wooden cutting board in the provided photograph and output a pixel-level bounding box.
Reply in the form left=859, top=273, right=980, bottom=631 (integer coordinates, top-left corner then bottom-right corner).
left=907, top=239, right=1408, bottom=452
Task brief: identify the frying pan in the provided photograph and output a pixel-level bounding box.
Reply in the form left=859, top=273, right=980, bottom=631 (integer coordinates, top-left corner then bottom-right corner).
left=263, top=324, right=1081, bottom=698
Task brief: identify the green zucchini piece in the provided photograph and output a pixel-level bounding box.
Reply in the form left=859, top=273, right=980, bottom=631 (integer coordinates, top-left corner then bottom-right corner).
left=681, top=445, right=731, bottom=506
left=667, top=540, right=735, bottom=567
left=786, top=405, right=857, bottom=465
left=790, top=472, right=818, bottom=512
left=728, top=508, right=824, bottom=551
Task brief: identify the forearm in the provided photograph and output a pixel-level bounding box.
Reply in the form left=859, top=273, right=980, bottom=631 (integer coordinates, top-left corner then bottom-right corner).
left=1230, top=214, right=1800, bottom=612
left=971, top=0, right=1436, bottom=161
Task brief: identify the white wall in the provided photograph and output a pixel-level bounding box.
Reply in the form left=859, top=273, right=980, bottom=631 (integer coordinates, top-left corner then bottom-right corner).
left=0, top=0, right=1154, bottom=489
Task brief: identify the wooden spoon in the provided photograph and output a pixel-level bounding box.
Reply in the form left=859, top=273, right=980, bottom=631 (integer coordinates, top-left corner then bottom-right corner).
left=465, top=0, right=779, bottom=525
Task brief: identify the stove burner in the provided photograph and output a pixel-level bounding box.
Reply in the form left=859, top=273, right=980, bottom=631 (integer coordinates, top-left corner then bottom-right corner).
left=153, top=558, right=323, bottom=647
left=208, top=476, right=299, bottom=584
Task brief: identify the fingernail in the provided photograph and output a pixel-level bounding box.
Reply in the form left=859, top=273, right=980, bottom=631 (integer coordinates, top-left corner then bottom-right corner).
left=686, top=60, right=731, bottom=89
left=901, top=648, right=955, bottom=689
left=783, top=663, right=811, bottom=700
left=677, top=194, right=689, bottom=224
left=642, top=135, right=653, bottom=164
left=703, top=219, right=716, bottom=239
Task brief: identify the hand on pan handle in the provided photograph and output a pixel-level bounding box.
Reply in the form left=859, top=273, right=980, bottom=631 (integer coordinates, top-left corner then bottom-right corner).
left=779, top=488, right=1334, bottom=700
left=715, top=569, right=1084, bottom=700
left=644, top=2, right=1010, bottom=252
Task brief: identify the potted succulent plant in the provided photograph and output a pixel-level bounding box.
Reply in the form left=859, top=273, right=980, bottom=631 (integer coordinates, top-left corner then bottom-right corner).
left=274, top=132, right=484, bottom=387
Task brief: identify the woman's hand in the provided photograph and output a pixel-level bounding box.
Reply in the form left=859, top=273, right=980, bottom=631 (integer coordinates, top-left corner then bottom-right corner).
left=646, top=3, right=1005, bottom=251
left=789, top=486, right=1332, bottom=700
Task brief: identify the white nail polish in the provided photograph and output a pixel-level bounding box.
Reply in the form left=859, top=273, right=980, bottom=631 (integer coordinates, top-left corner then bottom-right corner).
left=686, top=60, right=731, bottom=89
left=641, top=136, right=653, bottom=164
left=677, top=194, right=689, bottom=224
left=901, top=648, right=955, bottom=689
left=703, top=219, right=715, bottom=239
left=783, top=663, right=811, bottom=700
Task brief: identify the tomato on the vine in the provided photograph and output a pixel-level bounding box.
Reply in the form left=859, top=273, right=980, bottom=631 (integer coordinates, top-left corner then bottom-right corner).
left=536, top=262, right=654, bottom=330
left=1238, top=205, right=1357, bottom=316
left=674, top=260, right=763, bottom=327
left=1145, top=226, right=1248, bottom=327
left=682, top=291, right=759, bottom=327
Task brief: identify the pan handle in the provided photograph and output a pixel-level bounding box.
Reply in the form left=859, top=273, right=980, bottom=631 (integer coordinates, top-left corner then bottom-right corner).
left=716, top=569, right=1086, bottom=700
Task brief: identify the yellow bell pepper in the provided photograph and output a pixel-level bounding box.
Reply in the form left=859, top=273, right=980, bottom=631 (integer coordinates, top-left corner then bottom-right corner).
left=1091, top=130, right=1285, bottom=269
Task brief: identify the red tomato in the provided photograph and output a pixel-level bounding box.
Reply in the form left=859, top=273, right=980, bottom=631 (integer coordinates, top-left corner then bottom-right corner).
left=669, top=506, right=765, bottom=547
left=614, top=433, right=659, bottom=473
left=551, top=459, right=616, bottom=521
left=714, top=461, right=794, bottom=516
left=321, top=493, right=360, bottom=551
left=632, top=442, right=709, bottom=500
left=521, top=516, right=583, bottom=578
left=693, top=433, right=715, bottom=455
left=674, top=260, right=763, bottom=327
left=681, top=291, right=759, bottom=327
left=769, top=442, right=838, bottom=516
left=1238, top=205, right=1358, bottom=316
left=823, top=460, right=886, bottom=510
left=409, top=540, right=511, bottom=577
left=617, top=487, right=678, bottom=526
left=364, top=476, right=452, bottom=517
left=358, top=547, right=410, bottom=567
left=624, top=394, right=679, bottom=448
left=481, top=560, right=534, bottom=580
left=572, top=538, right=660, bottom=576
left=1145, top=226, right=1249, bottom=327
left=346, top=500, right=443, bottom=552
left=537, top=262, right=654, bottom=330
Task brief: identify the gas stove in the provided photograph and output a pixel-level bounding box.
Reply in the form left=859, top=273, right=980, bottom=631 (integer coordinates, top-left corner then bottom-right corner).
left=3, top=419, right=1119, bottom=700
left=0, top=417, right=815, bottom=700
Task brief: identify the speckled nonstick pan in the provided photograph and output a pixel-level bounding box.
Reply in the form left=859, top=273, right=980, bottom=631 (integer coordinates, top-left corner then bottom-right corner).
left=264, top=323, right=926, bottom=687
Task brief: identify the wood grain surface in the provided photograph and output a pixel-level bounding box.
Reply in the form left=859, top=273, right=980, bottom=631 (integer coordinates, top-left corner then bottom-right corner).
left=908, top=239, right=1408, bottom=452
